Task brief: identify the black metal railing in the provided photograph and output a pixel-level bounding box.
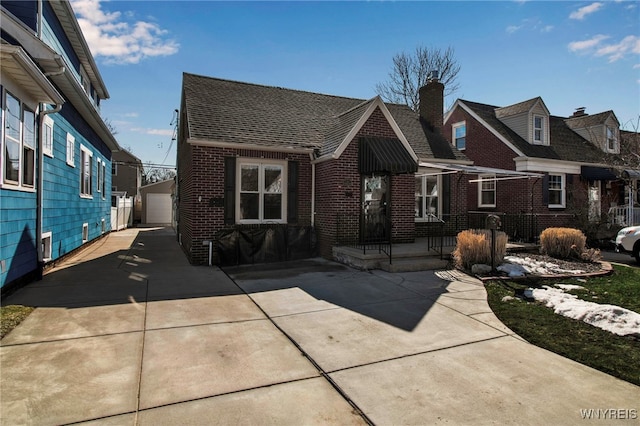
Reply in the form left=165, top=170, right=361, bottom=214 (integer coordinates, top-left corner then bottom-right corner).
left=336, top=213, right=393, bottom=264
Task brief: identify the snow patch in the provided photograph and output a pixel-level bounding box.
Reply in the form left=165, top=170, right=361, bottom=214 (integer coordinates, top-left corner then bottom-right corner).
left=497, top=263, right=527, bottom=277
left=554, top=284, right=586, bottom=291
left=503, top=256, right=586, bottom=275
left=526, top=286, right=640, bottom=336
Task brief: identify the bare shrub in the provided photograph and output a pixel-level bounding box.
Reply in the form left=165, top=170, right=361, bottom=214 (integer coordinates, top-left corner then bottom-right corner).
left=453, top=229, right=508, bottom=270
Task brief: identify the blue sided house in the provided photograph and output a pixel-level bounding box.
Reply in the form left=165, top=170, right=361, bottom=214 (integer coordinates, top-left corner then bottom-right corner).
left=1, top=0, right=120, bottom=291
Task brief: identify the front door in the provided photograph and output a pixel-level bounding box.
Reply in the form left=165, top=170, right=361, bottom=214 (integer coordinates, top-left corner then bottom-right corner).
left=361, top=174, right=389, bottom=242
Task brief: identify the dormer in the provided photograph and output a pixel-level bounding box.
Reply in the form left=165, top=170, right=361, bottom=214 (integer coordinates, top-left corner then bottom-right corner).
left=495, top=97, right=550, bottom=146
left=565, top=109, right=620, bottom=154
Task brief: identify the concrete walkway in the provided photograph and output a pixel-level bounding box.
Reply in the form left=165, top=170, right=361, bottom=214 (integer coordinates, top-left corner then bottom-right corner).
left=1, top=227, right=638, bottom=425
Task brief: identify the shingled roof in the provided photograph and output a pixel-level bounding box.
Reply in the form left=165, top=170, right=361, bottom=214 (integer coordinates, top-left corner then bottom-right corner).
left=181, top=73, right=466, bottom=162
left=460, top=99, right=618, bottom=164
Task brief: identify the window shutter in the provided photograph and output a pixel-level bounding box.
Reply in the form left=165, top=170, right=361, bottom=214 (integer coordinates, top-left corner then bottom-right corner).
left=287, top=161, right=299, bottom=223
left=542, top=173, right=549, bottom=205
left=441, top=173, right=451, bottom=216
left=566, top=174, right=573, bottom=205
left=224, top=157, right=236, bottom=225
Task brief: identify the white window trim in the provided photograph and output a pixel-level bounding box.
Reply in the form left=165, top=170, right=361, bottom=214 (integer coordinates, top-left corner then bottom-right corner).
left=1, top=90, right=36, bottom=192
left=452, top=121, right=466, bottom=151
left=43, top=115, right=54, bottom=157
left=97, top=158, right=102, bottom=195
left=101, top=161, right=106, bottom=198
left=548, top=173, right=566, bottom=208
left=478, top=174, right=496, bottom=208
left=66, top=133, right=75, bottom=166
left=42, top=231, right=53, bottom=262
left=82, top=223, right=89, bottom=243
left=235, top=158, right=287, bottom=224
left=415, top=174, right=441, bottom=222
left=112, top=162, right=118, bottom=176
left=101, top=218, right=106, bottom=234
left=606, top=126, right=618, bottom=153
left=80, top=144, right=93, bottom=198
left=532, top=114, right=548, bottom=146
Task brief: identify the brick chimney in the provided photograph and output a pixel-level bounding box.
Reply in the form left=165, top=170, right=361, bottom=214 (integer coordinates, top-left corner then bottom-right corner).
left=572, top=107, right=587, bottom=117
left=419, top=71, right=444, bottom=132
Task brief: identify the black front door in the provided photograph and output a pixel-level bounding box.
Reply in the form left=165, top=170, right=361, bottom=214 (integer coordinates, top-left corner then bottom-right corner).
left=361, top=174, right=390, bottom=243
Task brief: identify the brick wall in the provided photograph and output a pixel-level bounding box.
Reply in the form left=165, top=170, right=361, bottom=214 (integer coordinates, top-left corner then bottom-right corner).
left=177, top=141, right=313, bottom=265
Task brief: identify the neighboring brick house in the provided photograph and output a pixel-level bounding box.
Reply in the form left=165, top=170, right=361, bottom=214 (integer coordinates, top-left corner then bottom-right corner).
left=443, top=96, right=637, bottom=238
left=177, top=73, right=470, bottom=266
left=1, top=1, right=120, bottom=290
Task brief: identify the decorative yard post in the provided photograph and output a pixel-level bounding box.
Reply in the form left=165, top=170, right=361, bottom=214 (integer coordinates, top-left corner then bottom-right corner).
left=486, top=214, right=501, bottom=272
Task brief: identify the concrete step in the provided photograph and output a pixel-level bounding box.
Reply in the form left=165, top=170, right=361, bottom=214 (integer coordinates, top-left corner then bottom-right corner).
left=379, top=256, right=450, bottom=272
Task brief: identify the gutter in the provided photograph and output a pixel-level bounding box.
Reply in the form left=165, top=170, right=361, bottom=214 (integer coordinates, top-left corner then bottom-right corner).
left=36, top=97, right=64, bottom=279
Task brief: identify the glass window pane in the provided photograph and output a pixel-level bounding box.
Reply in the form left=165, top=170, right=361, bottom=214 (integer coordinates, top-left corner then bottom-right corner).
left=415, top=196, right=423, bottom=218
left=455, top=125, right=465, bottom=138
left=263, top=194, right=282, bottom=219
left=456, top=137, right=465, bottom=150
left=240, top=165, right=258, bottom=191
left=264, top=166, right=282, bottom=193
left=23, top=110, right=35, bottom=148
left=426, top=176, right=438, bottom=196
left=5, top=94, right=20, bottom=141
left=415, top=177, right=423, bottom=196
left=427, top=196, right=438, bottom=216
left=549, top=191, right=561, bottom=205
left=240, top=193, right=259, bottom=219
left=5, top=140, right=20, bottom=182
left=22, top=147, right=34, bottom=186
left=482, top=191, right=495, bottom=205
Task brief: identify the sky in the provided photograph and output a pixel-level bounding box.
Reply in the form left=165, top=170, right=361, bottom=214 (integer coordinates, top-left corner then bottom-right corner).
left=69, top=0, right=640, bottom=168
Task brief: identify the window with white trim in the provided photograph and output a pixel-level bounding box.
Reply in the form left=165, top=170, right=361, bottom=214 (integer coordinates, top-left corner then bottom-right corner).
left=97, top=158, right=102, bottom=195
left=606, top=126, right=617, bottom=152
left=533, top=115, right=544, bottom=144
left=112, top=162, right=117, bottom=176
left=237, top=160, right=286, bottom=223
left=415, top=174, right=440, bottom=221
left=82, top=223, right=89, bottom=243
left=43, top=115, right=54, bottom=157
left=42, top=232, right=52, bottom=262
left=478, top=174, right=496, bottom=208
left=548, top=174, right=565, bottom=208
left=2, top=91, right=36, bottom=189
left=80, top=145, right=93, bottom=197
left=66, top=133, right=75, bottom=166
left=452, top=121, right=466, bottom=150
left=101, top=161, right=106, bottom=197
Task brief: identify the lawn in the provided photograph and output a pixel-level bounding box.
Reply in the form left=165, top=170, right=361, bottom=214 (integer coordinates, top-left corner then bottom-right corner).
left=486, top=265, right=640, bottom=387
left=1, top=305, right=34, bottom=339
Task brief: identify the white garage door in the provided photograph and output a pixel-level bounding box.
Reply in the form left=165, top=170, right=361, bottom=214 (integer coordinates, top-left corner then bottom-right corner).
left=146, top=193, right=172, bottom=224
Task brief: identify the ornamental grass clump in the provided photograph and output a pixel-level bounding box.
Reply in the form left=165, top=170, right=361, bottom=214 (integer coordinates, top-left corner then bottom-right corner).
left=453, top=229, right=508, bottom=270
left=539, top=227, right=586, bottom=260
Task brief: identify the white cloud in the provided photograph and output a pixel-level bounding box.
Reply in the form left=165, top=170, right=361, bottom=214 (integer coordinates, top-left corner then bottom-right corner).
left=70, top=0, right=179, bottom=64
left=131, top=128, right=174, bottom=137
left=568, top=34, right=640, bottom=64
left=568, top=34, right=609, bottom=52
left=569, top=2, right=604, bottom=20
left=633, top=64, right=640, bottom=69
left=541, top=25, right=554, bottom=33
left=506, top=25, right=522, bottom=34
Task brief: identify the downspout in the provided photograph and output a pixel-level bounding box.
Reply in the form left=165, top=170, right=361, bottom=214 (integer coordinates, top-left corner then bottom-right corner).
left=37, top=0, right=43, bottom=39
left=310, top=151, right=316, bottom=227
left=36, top=101, right=63, bottom=279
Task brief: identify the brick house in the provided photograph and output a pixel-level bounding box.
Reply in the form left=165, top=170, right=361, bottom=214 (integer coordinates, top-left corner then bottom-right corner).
left=443, top=97, right=638, bottom=240
left=176, top=72, right=470, bottom=266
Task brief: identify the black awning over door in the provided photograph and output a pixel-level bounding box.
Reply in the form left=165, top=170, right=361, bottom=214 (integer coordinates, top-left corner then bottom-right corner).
left=581, top=166, right=617, bottom=182
left=358, top=137, right=418, bottom=175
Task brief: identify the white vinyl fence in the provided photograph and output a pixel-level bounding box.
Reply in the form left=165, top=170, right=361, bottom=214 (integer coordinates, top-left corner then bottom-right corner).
left=111, top=195, right=134, bottom=231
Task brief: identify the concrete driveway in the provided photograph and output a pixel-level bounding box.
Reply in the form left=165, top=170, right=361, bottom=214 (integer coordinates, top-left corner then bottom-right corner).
left=1, top=227, right=638, bottom=425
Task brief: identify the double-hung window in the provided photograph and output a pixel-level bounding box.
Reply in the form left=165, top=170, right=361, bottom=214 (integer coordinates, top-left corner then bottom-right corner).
left=452, top=121, right=466, bottom=150
left=43, top=115, right=54, bottom=157
left=66, top=133, right=75, bottom=166
left=80, top=145, right=93, bottom=197
left=415, top=174, right=439, bottom=221
left=548, top=174, right=565, bottom=208
left=606, top=126, right=617, bottom=152
left=2, top=91, right=35, bottom=189
left=478, top=174, right=496, bottom=208
left=533, top=115, right=544, bottom=144
left=237, top=160, right=286, bottom=223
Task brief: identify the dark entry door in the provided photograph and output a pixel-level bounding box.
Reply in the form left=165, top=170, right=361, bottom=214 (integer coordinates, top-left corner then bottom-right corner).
left=361, top=174, right=390, bottom=242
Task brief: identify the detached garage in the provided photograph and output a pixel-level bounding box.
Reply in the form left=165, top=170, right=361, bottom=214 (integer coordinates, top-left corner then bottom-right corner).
left=140, top=179, right=175, bottom=225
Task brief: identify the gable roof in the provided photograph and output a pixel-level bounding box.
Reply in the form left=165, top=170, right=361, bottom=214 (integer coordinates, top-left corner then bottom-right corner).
left=458, top=99, right=617, bottom=164
left=495, top=97, right=548, bottom=118
left=565, top=110, right=619, bottom=129
left=181, top=73, right=467, bottom=162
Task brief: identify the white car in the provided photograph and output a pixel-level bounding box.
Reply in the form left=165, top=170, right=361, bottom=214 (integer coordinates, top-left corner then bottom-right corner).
left=615, top=226, right=640, bottom=264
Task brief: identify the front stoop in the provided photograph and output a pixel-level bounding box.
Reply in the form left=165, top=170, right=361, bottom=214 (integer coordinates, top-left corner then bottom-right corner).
left=332, top=245, right=452, bottom=272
